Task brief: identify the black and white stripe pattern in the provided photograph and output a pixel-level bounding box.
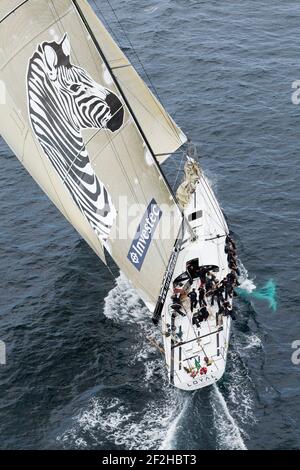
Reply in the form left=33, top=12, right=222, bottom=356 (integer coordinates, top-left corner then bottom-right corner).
left=27, top=34, right=124, bottom=243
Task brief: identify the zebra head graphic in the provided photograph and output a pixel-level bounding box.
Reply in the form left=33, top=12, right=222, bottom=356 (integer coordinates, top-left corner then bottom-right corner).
left=27, top=34, right=124, bottom=244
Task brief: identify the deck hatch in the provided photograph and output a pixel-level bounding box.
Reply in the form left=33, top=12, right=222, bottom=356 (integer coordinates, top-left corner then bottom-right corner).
left=188, top=210, right=203, bottom=221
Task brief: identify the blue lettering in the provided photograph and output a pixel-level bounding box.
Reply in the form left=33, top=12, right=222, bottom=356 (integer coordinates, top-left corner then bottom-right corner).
left=127, top=199, right=162, bottom=271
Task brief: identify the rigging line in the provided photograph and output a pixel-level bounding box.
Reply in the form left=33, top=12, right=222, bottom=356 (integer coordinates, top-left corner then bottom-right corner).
left=172, top=151, right=186, bottom=192
left=74, top=1, right=116, bottom=89
left=115, top=76, right=184, bottom=145
left=104, top=0, right=184, bottom=140
left=90, top=0, right=125, bottom=49
left=104, top=257, right=119, bottom=279
left=200, top=177, right=225, bottom=231
left=199, top=176, right=227, bottom=232
left=201, top=175, right=227, bottom=232
left=105, top=0, right=158, bottom=95
left=202, top=167, right=227, bottom=219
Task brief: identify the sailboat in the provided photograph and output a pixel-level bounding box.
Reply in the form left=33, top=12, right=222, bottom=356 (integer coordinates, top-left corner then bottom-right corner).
left=0, top=0, right=237, bottom=390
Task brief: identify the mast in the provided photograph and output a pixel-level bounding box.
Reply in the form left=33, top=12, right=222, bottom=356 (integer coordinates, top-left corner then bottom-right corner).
left=72, top=0, right=195, bottom=241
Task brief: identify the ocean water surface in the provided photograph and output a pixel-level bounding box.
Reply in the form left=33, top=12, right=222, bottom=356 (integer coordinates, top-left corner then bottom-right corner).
left=0, top=0, right=300, bottom=450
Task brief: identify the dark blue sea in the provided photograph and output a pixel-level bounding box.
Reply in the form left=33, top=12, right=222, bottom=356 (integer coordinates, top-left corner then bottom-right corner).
left=0, top=0, right=300, bottom=450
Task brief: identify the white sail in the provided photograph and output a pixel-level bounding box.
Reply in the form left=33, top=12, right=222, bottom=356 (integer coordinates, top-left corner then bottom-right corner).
left=77, top=0, right=187, bottom=163
left=0, top=0, right=187, bottom=310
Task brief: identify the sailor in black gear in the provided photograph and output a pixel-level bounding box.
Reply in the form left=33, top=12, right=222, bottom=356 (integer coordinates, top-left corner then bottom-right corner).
left=211, top=285, right=224, bottom=309
left=198, top=286, right=207, bottom=307
left=188, top=288, right=198, bottom=312
left=227, top=271, right=236, bottom=284
left=192, top=310, right=202, bottom=327
left=205, top=277, right=214, bottom=293
left=198, top=266, right=207, bottom=285
left=200, top=306, right=209, bottom=321
left=217, top=287, right=224, bottom=308
left=206, top=273, right=217, bottom=293
left=216, top=304, right=224, bottom=325
left=227, top=250, right=237, bottom=263
left=222, top=279, right=233, bottom=300
left=172, top=303, right=186, bottom=317
left=188, top=264, right=196, bottom=279
left=226, top=235, right=236, bottom=250
left=223, top=301, right=236, bottom=320
left=229, top=261, right=241, bottom=277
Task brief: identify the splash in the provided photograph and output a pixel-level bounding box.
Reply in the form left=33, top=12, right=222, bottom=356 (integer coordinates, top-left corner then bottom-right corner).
left=237, top=279, right=277, bottom=311
left=56, top=273, right=190, bottom=450
left=160, top=394, right=192, bottom=450
left=57, top=393, right=186, bottom=450
left=103, top=273, right=149, bottom=324
left=212, top=385, right=247, bottom=450
left=57, top=269, right=260, bottom=450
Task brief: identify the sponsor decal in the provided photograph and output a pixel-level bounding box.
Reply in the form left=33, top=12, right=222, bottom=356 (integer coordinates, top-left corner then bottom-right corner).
left=27, top=34, right=123, bottom=243
left=127, top=199, right=162, bottom=271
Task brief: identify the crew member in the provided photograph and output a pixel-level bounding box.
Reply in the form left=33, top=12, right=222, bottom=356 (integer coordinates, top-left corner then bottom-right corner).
left=200, top=306, right=209, bottom=321
left=223, top=301, right=236, bottom=320
left=211, top=285, right=224, bottom=309
left=188, top=288, right=198, bottom=312
left=198, top=286, right=207, bottom=307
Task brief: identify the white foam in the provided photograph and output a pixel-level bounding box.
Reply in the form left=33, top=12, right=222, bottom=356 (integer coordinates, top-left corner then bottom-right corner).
left=57, top=387, right=188, bottom=450
left=103, top=273, right=149, bottom=324
left=238, top=261, right=256, bottom=292
left=239, top=278, right=256, bottom=293
left=144, top=6, right=159, bottom=14
left=57, top=274, right=190, bottom=450
left=59, top=267, right=258, bottom=450
left=244, top=334, right=262, bottom=350
left=212, top=385, right=247, bottom=450
left=160, top=394, right=191, bottom=450
left=224, top=347, right=256, bottom=426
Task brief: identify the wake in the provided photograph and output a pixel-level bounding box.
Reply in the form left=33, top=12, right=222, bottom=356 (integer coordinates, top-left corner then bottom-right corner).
left=237, top=263, right=277, bottom=311
left=57, top=268, right=261, bottom=450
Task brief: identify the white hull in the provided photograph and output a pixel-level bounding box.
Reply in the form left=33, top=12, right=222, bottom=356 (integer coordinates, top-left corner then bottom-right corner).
left=161, top=172, right=232, bottom=391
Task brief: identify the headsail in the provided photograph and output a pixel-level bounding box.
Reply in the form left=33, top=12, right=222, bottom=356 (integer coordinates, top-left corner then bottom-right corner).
left=0, top=0, right=188, bottom=310
left=75, top=0, right=187, bottom=164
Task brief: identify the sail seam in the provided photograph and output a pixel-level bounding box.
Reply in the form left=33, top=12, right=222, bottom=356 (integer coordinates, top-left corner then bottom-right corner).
left=115, top=75, right=185, bottom=147
left=103, top=0, right=184, bottom=142
left=0, top=0, right=29, bottom=24
left=111, top=64, right=132, bottom=70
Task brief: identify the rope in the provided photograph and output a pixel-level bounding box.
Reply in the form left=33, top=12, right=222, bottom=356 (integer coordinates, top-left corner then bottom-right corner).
left=105, top=0, right=163, bottom=102
left=201, top=175, right=227, bottom=232
left=104, top=0, right=184, bottom=140
left=172, top=151, right=186, bottom=192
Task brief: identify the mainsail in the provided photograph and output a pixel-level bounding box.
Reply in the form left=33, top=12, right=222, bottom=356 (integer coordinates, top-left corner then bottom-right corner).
left=0, top=0, right=188, bottom=311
